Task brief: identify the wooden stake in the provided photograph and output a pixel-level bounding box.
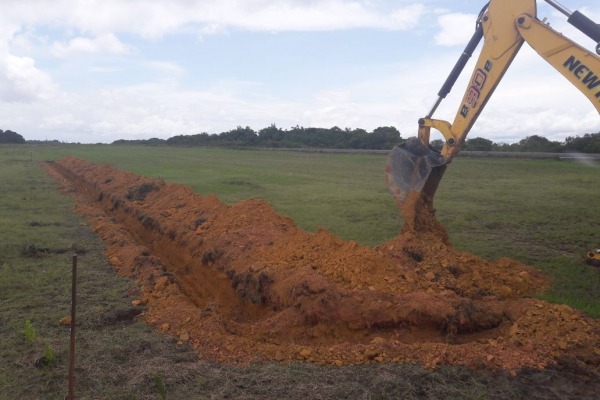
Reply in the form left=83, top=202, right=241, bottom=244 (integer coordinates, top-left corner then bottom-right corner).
left=68, top=255, right=77, bottom=400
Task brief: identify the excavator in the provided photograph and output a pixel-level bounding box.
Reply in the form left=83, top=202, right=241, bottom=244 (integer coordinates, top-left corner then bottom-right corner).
left=587, top=249, right=600, bottom=267
left=385, top=0, right=600, bottom=232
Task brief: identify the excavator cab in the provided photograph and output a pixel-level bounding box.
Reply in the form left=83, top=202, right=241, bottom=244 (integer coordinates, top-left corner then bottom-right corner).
left=386, top=0, right=600, bottom=230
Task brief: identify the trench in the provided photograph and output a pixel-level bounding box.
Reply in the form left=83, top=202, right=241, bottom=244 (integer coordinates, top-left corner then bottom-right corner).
left=42, top=157, right=600, bottom=370
left=46, top=161, right=268, bottom=323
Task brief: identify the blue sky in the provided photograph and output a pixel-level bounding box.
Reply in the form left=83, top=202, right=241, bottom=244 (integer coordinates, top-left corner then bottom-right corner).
left=0, top=0, right=599, bottom=143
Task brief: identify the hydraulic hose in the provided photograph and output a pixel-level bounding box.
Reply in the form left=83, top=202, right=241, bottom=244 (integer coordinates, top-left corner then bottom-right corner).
left=544, top=0, right=600, bottom=55
left=426, top=24, right=484, bottom=118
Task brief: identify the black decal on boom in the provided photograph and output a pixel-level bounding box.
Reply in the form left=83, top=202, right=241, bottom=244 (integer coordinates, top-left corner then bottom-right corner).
left=563, top=55, right=600, bottom=97
left=563, top=55, right=579, bottom=71
left=582, top=72, right=600, bottom=90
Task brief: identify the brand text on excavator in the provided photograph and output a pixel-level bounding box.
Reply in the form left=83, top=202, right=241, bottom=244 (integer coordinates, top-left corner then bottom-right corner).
left=460, top=60, right=493, bottom=117
left=563, top=55, right=600, bottom=99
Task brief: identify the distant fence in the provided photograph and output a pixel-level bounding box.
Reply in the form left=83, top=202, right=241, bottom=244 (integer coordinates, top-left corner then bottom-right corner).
left=254, top=147, right=600, bottom=160
left=457, top=151, right=600, bottom=160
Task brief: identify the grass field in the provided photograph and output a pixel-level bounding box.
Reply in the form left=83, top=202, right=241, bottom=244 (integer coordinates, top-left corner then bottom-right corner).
left=1, top=143, right=599, bottom=399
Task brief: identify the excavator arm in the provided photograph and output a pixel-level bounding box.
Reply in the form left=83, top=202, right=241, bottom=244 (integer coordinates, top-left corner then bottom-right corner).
left=386, top=0, right=600, bottom=231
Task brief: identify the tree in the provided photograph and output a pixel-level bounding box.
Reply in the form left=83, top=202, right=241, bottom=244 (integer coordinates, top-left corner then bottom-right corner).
left=429, top=139, right=445, bottom=151
left=492, top=142, right=519, bottom=152
left=517, top=135, right=562, bottom=152
left=220, top=126, right=257, bottom=145
left=564, top=132, right=600, bottom=153
left=258, top=124, right=284, bottom=146
left=0, top=129, right=26, bottom=144
left=465, top=137, right=493, bottom=151
left=371, top=126, right=401, bottom=149
left=258, top=124, right=283, bottom=139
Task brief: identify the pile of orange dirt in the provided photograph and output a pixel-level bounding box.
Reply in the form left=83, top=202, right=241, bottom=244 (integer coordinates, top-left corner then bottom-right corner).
left=44, top=157, right=600, bottom=373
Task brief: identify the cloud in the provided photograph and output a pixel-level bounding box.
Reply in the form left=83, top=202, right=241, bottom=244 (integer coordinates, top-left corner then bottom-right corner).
left=1, top=0, right=425, bottom=38
left=0, top=53, right=57, bottom=102
left=52, top=34, right=130, bottom=57
left=146, top=61, right=186, bottom=78
left=434, top=13, right=478, bottom=46
left=3, top=59, right=598, bottom=144
left=211, top=2, right=425, bottom=32
left=41, top=112, right=84, bottom=129
left=390, top=5, right=425, bottom=28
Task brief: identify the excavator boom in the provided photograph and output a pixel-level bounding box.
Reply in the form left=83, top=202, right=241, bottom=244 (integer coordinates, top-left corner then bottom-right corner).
left=386, top=0, right=600, bottom=231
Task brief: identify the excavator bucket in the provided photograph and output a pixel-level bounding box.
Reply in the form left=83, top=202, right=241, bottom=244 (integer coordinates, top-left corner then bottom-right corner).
left=385, top=137, right=447, bottom=202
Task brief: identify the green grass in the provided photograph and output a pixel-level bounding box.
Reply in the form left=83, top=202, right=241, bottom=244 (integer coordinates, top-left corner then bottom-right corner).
left=0, top=148, right=201, bottom=399
left=1, top=143, right=599, bottom=398
left=436, top=158, right=600, bottom=316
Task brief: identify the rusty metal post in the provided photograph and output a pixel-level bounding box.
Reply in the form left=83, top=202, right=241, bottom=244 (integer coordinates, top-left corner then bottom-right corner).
left=68, top=255, right=77, bottom=400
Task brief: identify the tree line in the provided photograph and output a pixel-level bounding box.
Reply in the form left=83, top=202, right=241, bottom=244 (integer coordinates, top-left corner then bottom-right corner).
left=114, top=125, right=401, bottom=150
left=113, top=125, right=600, bottom=153
left=2, top=125, right=599, bottom=152
left=447, top=134, right=600, bottom=153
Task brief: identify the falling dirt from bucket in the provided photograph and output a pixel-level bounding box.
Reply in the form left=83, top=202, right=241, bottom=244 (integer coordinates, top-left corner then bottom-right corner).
left=44, top=157, right=600, bottom=373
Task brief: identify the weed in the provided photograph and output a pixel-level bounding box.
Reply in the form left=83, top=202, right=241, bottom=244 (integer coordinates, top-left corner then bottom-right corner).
left=196, top=377, right=207, bottom=388
left=43, top=343, right=56, bottom=365
left=23, top=320, right=36, bottom=342
left=154, top=374, right=167, bottom=400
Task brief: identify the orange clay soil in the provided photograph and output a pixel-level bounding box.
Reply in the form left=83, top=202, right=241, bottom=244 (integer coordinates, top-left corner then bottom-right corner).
left=44, top=157, right=600, bottom=372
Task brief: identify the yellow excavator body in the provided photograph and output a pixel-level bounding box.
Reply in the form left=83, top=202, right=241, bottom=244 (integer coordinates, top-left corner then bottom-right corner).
left=587, top=249, right=600, bottom=267
left=386, top=0, right=600, bottom=231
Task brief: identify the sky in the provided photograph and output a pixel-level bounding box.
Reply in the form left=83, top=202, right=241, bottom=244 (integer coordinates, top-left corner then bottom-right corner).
left=0, top=0, right=599, bottom=144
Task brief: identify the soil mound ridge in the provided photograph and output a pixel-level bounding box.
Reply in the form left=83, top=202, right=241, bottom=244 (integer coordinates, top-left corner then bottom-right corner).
left=44, top=157, right=600, bottom=372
